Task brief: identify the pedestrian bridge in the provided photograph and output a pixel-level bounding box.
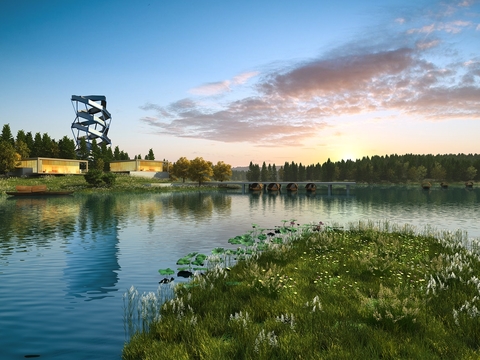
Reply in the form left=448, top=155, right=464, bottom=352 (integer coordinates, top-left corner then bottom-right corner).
left=205, top=181, right=356, bottom=195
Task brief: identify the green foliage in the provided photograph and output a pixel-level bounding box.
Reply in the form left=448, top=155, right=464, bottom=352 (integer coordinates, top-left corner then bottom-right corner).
left=188, top=157, right=213, bottom=186
left=102, top=171, right=116, bottom=186
left=84, top=169, right=116, bottom=187
left=170, top=157, right=190, bottom=182
left=84, top=169, right=104, bottom=186
left=123, top=222, right=480, bottom=359
left=0, top=140, right=18, bottom=174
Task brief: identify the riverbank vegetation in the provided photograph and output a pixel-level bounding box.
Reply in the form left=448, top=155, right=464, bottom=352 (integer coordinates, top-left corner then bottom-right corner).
left=0, top=174, right=219, bottom=195
left=122, top=221, right=480, bottom=359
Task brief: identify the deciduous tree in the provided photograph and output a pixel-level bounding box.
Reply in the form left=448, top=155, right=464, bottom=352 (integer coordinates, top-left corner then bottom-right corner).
left=188, top=157, right=213, bottom=186
left=0, top=140, right=18, bottom=174
left=170, top=157, right=191, bottom=182
left=213, top=161, right=232, bottom=182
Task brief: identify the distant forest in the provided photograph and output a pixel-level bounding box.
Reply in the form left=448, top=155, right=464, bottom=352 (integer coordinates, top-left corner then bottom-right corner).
left=232, top=154, right=480, bottom=183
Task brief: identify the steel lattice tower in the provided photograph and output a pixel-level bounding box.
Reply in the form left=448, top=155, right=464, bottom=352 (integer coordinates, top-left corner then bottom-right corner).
left=71, top=95, right=112, bottom=154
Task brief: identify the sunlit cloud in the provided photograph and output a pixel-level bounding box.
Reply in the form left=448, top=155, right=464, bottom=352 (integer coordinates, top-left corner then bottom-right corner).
left=141, top=1, right=480, bottom=147
left=189, top=80, right=231, bottom=96
left=188, top=71, right=259, bottom=96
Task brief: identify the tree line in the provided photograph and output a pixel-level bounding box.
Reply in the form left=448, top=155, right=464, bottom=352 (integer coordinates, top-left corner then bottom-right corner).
left=239, top=154, right=480, bottom=183
left=169, top=157, right=232, bottom=185
left=0, top=123, right=156, bottom=173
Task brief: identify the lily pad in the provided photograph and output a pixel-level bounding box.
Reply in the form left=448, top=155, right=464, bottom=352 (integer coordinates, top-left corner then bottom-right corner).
left=158, top=268, right=175, bottom=275
left=176, top=257, right=191, bottom=265
left=191, top=259, right=204, bottom=266
left=257, top=234, right=267, bottom=241
left=228, top=236, right=243, bottom=244
left=212, top=247, right=225, bottom=254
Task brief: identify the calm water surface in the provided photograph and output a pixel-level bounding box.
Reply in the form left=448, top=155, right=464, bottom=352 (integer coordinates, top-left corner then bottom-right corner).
left=0, top=185, right=479, bottom=359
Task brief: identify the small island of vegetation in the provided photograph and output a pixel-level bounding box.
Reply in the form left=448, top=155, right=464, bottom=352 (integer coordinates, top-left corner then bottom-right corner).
left=122, top=222, right=480, bottom=359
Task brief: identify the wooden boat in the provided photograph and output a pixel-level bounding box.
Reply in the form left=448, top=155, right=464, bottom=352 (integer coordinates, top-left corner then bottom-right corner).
left=267, top=183, right=281, bottom=191
left=421, top=182, right=431, bottom=190
left=249, top=182, right=264, bottom=191
left=465, top=181, right=474, bottom=188
left=6, top=185, right=73, bottom=197
left=440, top=182, right=449, bottom=189
left=286, top=183, right=298, bottom=191
left=305, top=183, right=316, bottom=192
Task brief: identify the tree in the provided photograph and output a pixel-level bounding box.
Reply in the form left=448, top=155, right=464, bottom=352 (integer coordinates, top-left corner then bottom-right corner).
left=1, top=124, right=14, bottom=146
left=170, top=157, right=191, bottom=182
left=15, top=130, right=27, bottom=147
left=113, top=146, right=121, bottom=160
left=77, top=137, right=89, bottom=160
left=416, top=165, right=427, bottom=181
left=41, top=133, right=54, bottom=157
left=15, top=140, right=30, bottom=159
left=271, top=164, right=277, bottom=181
left=246, top=162, right=260, bottom=181
left=0, top=140, right=18, bottom=174
left=89, top=139, right=102, bottom=169
left=58, top=136, right=77, bottom=159
left=430, top=162, right=446, bottom=181
left=212, top=161, right=232, bottom=182
left=260, top=162, right=268, bottom=182
left=465, top=166, right=477, bottom=181
left=146, top=148, right=155, bottom=160
left=31, top=132, right=43, bottom=157
left=188, top=157, right=213, bottom=186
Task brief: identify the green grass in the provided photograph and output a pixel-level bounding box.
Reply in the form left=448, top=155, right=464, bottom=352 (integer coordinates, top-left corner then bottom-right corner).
left=0, top=174, right=218, bottom=195
left=122, top=221, right=480, bottom=359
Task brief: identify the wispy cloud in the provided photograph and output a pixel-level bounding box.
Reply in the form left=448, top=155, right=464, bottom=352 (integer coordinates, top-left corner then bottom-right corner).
left=188, top=71, right=259, bottom=96
left=141, top=1, right=480, bottom=146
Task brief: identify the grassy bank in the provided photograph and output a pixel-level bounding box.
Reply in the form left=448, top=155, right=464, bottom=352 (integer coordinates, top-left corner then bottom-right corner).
left=0, top=174, right=219, bottom=195
left=122, top=221, right=480, bottom=359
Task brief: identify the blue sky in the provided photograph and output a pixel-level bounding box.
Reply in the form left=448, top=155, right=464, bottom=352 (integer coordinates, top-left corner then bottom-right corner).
left=1, top=0, right=479, bottom=166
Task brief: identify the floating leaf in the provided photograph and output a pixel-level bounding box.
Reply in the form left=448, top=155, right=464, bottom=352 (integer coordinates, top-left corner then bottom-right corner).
left=191, top=259, right=204, bottom=266
left=192, top=267, right=208, bottom=271
left=195, top=254, right=208, bottom=261
left=228, top=236, right=243, bottom=244
left=212, top=247, right=225, bottom=255
left=257, top=234, right=267, bottom=241
left=186, top=252, right=198, bottom=258
left=273, top=237, right=284, bottom=244
left=176, top=257, right=191, bottom=265
left=158, top=268, right=175, bottom=275
left=256, top=243, right=269, bottom=251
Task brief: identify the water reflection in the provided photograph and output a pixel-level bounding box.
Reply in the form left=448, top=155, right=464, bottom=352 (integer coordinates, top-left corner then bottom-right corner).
left=63, top=196, right=120, bottom=301
left=0, top=197, right=80, bottom=258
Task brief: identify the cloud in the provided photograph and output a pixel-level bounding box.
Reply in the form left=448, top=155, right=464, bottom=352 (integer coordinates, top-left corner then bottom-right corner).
left=189, top=81, right=231, bottom=96
left=188, top=71, right=259, bottom=96
left=141, top=1, right=480, bottom=147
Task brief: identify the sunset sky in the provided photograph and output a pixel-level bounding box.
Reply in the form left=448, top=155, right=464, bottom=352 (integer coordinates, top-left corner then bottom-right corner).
left=1, top=0, right=479, bottom=167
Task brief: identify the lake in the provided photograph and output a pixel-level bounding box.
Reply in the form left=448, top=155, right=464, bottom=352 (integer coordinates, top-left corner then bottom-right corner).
left=0, top=185, right=479, bottom=359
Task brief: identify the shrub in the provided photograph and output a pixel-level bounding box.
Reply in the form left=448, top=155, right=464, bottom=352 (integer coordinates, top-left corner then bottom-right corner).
left=84, top=169, right=116, bottom=187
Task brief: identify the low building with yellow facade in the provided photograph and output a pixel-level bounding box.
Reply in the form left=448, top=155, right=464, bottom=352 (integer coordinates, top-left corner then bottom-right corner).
left=14, top=157, right=88, bottom=176
left=109, top=159, right=169, bottom=179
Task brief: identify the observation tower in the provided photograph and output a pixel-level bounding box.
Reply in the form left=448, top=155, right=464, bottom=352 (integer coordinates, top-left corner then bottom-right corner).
left=71, top=95, right=112, bottom=154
